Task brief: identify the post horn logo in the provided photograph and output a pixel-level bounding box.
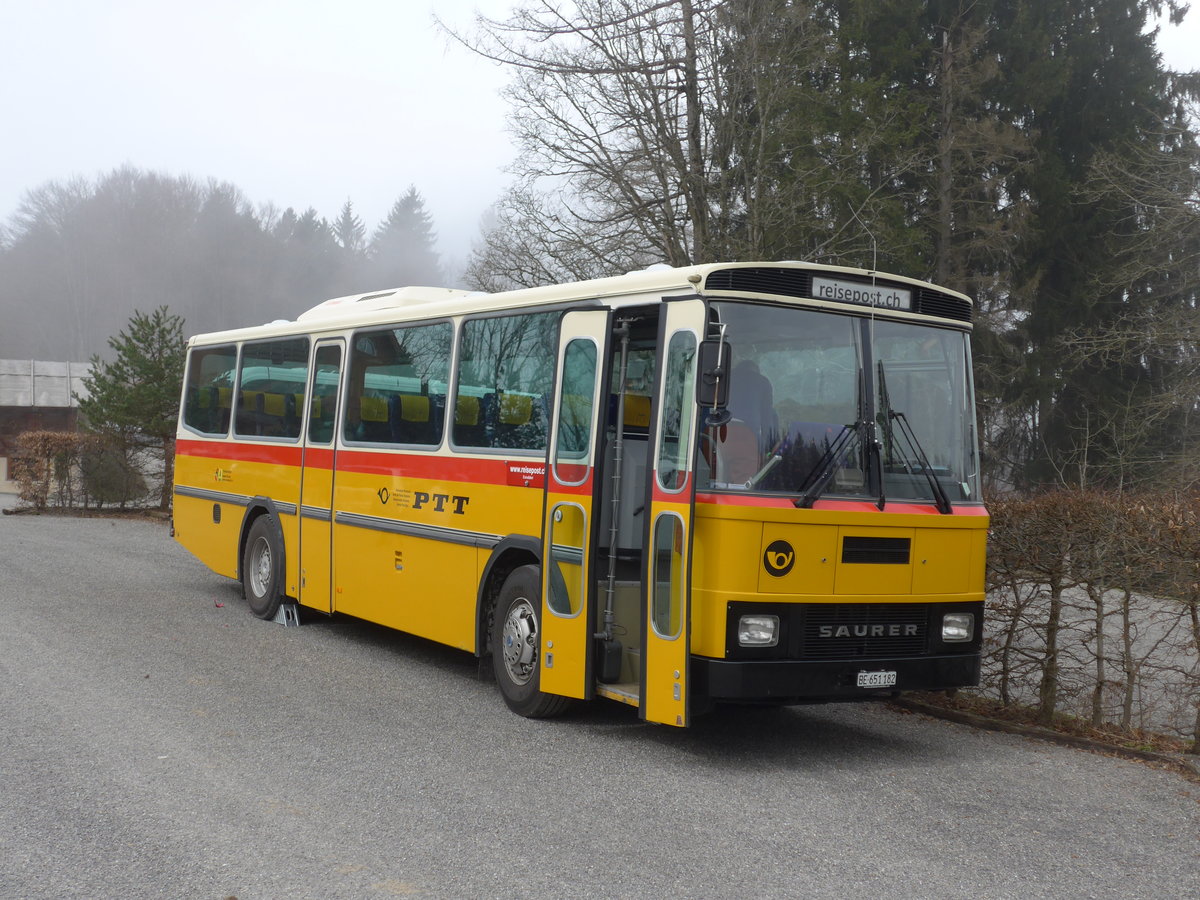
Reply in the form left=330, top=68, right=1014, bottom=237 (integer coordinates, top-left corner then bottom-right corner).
left=763, top=540, right=795, bottom=577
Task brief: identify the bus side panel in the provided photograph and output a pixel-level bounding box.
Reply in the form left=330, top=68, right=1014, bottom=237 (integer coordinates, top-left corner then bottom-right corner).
left=297, top=460, right=335, bottom=611
left=174, top=469, right=240, bottom=580
left=173, top=442, right=303, bottom=592
left=229, top=456, right=303, bottom=598
left=173, top=447, right=244, bottom=580
left=329, top=456, right=545, bottom=652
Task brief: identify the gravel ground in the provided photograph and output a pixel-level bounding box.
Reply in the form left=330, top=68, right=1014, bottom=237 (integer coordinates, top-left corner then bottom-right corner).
left=0, top=501, right=1197, bottom=899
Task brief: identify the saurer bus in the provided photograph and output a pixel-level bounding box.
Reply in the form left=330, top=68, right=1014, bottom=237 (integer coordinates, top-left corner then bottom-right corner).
left=173, top=261, right=987, bottom=726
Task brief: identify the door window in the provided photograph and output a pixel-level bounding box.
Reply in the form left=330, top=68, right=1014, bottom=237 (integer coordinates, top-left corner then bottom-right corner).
left=651, top=514, right=685, bottom=638
left=547, top=503, right=586, bottom=617
left=656, top=330, right=697, bottom=491
left=553, top=338, right=598, bottom=484
left=307, top=345, right=342, bottom=445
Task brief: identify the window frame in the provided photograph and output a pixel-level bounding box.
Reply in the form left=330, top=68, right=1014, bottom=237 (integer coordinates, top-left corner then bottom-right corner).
left=340, top=318, right=455, bottom=449
left=232, top=336, right=311, bottom=443
left=449, top=308, right=560, bottom=456
left=181, top=342, right=239, bottom=438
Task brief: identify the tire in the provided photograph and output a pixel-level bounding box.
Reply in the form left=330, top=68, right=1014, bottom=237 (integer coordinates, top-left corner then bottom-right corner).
left=242, top=514, right=283, bottom=620
left=491, top=565, right=571, bottom=718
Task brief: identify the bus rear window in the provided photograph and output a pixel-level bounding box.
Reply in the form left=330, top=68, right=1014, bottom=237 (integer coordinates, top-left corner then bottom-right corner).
left=182, top=344, right=237, bottom=436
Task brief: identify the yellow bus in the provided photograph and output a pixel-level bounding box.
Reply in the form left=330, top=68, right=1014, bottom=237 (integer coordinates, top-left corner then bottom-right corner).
left=173, top=261, right=986, bottom=726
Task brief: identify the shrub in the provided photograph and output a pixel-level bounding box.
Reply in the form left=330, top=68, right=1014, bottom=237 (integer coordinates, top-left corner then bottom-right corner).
left=11, top=430, right=147, bottom=510
left=982, top=489, right=1200, bottom=750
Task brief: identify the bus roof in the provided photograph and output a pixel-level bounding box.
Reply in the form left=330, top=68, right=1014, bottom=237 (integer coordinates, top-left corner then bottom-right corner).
left=186, top=261, right=974, bottom=345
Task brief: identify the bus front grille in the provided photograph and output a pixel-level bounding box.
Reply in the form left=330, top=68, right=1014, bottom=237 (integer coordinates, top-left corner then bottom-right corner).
left=801, top=603, right=928, bottom=660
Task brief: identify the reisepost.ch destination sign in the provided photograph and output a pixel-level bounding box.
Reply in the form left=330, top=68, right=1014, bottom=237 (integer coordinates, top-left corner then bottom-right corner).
left=811, top=276, right=912, bottom=312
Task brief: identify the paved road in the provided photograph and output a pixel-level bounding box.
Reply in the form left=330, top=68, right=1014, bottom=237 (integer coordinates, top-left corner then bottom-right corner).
left=1, top=498, right=1197, bottom=899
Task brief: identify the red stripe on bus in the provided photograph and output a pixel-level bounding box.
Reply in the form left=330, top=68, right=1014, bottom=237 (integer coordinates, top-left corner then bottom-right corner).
left=303, top=447, right=335, bottom=469
left=177, top=439, right=302, bottom=467
left=177, top=440, right=550, bottom=488
left=334, top=451, right=520, bottom=482
left=547, top=474, right=594, bottom=495
left=650, top=471, right=691, bottom=504
left=695, top=491, right=988, bottom=515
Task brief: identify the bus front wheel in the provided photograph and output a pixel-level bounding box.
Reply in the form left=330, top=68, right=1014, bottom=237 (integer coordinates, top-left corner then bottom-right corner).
left=492, top=565, right=570, bottom=719
left=242, top=515, right=283, bottom=620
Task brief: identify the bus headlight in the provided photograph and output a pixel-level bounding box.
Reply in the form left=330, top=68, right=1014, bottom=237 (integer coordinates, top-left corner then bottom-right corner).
left=942, top=612, right=974, bottom=642
left=738, top=614, right=780, bottom=647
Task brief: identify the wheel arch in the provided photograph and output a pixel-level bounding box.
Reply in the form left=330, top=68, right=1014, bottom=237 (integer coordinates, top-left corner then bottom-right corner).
left=237, top=497, right=285, bottom=586
left=475, top=535, right=541, bottom=657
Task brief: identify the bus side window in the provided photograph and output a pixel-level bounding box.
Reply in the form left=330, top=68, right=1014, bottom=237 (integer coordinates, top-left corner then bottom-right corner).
left=347, top=322, right=452, bottom=447
left=233, top=337, right=310, bottom=440
left=453, top=311, right=557, bottom=452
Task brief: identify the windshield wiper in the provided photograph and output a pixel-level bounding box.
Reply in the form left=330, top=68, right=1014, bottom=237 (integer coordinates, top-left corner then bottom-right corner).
left=796, top=366, right=869, bottom=508
left=794, top=421, right=861, bottom=508
left=877, top=362, right=952, bottom=514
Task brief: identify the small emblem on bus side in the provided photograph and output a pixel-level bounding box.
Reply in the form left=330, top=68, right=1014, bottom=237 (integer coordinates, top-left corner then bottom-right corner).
left=763, top=540, right=795, bottom=577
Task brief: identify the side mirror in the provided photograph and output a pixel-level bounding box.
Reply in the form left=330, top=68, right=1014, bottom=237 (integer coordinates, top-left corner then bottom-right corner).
left=696, top=339, right=730, bottom=409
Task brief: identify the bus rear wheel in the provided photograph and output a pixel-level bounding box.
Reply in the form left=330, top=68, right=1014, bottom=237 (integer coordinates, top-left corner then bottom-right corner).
left=492, top=565, right=570, bottom=718
left=242, top=515, right=283, bottom=620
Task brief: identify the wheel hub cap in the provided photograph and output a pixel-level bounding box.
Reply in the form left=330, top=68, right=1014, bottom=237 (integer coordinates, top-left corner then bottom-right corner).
left=501, top=599, right=537, bottom=685
left=250, top=538, right=271, bottom=597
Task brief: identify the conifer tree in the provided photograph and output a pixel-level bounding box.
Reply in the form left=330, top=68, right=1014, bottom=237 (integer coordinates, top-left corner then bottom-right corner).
left=75, top=306, right=186, bottom=509
left=333, top=199, right=366, bottom=254
left=988, top=0, right=1195, bottom=487
left=368, top=186, right=442, bottom=287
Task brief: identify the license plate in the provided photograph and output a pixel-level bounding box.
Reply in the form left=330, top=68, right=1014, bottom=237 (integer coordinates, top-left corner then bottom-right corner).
left=857, top=670, right=897, bottom=689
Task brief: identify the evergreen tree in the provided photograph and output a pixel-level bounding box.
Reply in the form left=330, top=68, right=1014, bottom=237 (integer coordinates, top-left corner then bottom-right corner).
left=988, top=0, right=1195, bottom=487
left=75, top=306, right=186, bottom=510
left=333, top=198, right=366, bottom=254
left=368, top=186, right=442, bottom=287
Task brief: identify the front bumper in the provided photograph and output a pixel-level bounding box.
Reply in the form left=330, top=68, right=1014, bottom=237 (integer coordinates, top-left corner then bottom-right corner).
left=691, top=653, right=980, bottom=704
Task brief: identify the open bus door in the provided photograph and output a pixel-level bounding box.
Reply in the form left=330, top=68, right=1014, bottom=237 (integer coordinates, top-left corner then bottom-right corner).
left=539, top=309, right=610, bottom=700
left=642, top=299, right=706, bottom=727
left=298, top=340, right=343, bottom=613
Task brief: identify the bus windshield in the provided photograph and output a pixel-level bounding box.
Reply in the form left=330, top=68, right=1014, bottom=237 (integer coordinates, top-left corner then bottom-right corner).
left=702, top=301, right=979, bottom=505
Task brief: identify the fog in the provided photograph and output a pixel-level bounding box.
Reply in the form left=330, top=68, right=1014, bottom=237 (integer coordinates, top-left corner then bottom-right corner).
left=1, top=2, right=1196, bottom=361
left=9, top=1, right=520, bottom=251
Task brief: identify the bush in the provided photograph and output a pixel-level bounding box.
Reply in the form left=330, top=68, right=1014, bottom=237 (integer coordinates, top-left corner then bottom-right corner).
left=11, top=430, right=147, bottom=510
left=12, top=431, right=82, bottom=510
left=982, top=489, right=1200, bottom=751
left=80, top=441, right=147, bottom=506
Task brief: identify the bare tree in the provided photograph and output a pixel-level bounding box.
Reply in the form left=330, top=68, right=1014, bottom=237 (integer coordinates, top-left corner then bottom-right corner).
left=447, top=0, right=843, bottom=280
left=445, top=1, right=715, bottom=270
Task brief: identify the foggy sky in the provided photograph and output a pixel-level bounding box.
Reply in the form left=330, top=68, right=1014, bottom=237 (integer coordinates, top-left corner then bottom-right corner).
left=0, top=0, right=516, bottom=266
left=1, top=1, right=1196, bottom=272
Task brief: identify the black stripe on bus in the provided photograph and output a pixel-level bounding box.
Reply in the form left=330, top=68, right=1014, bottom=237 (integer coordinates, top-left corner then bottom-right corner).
left=334, top=511, right=501, bottom=548
left=175, top=485, right=252, bottom=507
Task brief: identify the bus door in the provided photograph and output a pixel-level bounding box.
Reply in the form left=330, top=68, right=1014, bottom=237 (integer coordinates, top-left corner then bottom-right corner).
left=643, top=299, right=706, bottom=726
left=298, top=341, right=343, bottom=612
left=539, top=310, right=609, bottom=699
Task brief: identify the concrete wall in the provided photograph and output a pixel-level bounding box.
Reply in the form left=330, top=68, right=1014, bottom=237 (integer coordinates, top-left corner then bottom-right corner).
left=0, top=360, right=91, bottom=493
left=0, top=359, right=91, bottom=408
